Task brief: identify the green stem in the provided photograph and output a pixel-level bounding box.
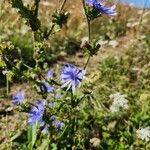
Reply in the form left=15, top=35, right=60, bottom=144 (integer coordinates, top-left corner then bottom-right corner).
left=84, top=54, right=90, bottom=70
left=82, top=0, right=91, bottom=42
left=32, top=32, right=36, bottom=50
left=71, top=92, right=74, bottom=107
left=45, top=24, right=55, bottom=39
left=70, top=92, right=75, bottom=142
left=76, top=94, right=86, bottom=106
left=28, top=102, right=37, bottom=107
left=4, top=55, right=60, bottom=87
left=23, top=63, right=32, bottom=70
left=32, top=32, right=38, bottom=69
left=6, top=73, right=9, bottom=96
left=34, top=0, right=40, bottom=18
left=3, top=55, right=33, bottom=81
left=3, top=56, right=19, bottom=71
left=40, top=73, right=61, bottom=86
left=82, top=0, right=91, bottom=69
left=57, top=125, right=68, bottom=139
left=59, top=0, right=67, bottom=11
left=45, top=0, right=67, bottom=39
left=87, top=19, right=91, bottom=43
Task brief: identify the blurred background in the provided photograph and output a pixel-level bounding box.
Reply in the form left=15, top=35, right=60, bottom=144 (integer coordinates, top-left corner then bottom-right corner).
left=0, top=0, right=150, bottom=149
left=120, top=0, right=150, bottom=8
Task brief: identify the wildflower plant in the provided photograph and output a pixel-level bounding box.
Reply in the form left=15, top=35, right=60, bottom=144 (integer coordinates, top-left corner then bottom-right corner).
left=86, top=0, right=117, bottom=16
left=7, top=0, right=150, bottom=149
left=28, top=100, right=46, bottom=125
left=12, top=91, right=25, bottom=105
left=109, top=92, right=129, bottom=112
left=61, top=64, right=86, bottom=94
left=136, top=127, right=150, bottom=142
left=8, top=0, right=114, bottom=149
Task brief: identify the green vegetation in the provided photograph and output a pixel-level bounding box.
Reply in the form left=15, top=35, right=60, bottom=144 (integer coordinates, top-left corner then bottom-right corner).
left=0, top=0, right=150, bottom=149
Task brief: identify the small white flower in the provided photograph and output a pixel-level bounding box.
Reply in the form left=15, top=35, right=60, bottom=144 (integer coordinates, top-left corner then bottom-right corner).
left=90, top=138, right=100, bottom=147
left=136, top=127, right=150, bottom=142
left=109, top=92, right=129, bottom=112
left=110, top=105, right=119, bottom=112
left=2, top=69, right=8, bottom=75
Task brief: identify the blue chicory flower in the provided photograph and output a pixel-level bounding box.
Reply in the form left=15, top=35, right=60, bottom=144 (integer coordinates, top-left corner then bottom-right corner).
left=54, top=94, right=63, bottom=99
left=86, top=0, right=117, bottom=16
left=38, top=121, right=48, bottom=133
left=61, top=64, right=86, bottom=94
left=28, top=100, right=46, bottom=125
left=12, top=91, right=25, bottom=105
left=47, top=69, right=53, bottom=79
left=57, top=122, right=64, bottom=130
left=51, top=115, right=57, bottom=121
left=51, top=115, right=64, bottom=130
left=49, top=102, right=56, bottom=108
left=41, top=82, right=55, bottom=93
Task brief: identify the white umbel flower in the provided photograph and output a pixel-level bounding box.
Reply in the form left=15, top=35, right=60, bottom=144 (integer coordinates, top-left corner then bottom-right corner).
left=2, top=69, right=8, bottom=75
left=109, top=92, right=129, bottom=112
left=136, top=127, right=150, bottom=142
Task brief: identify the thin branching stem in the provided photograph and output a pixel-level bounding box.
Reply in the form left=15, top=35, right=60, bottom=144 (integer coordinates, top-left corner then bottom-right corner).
left=82, top=0, right=91, bottom=42
left=32, top=32, right=36, bottom=50
left=60, top=0, right=67, bottom=11
left=34, top=0, right=40, bottom=18
left=32, top=31, right=38, bottom=69
left=6, top=73, right=9, bottom=96
left=45, top=0, right=67, bottom=39
left=45, top=24, right=55, bottom=39
left=22, top=63, right=61, bottom=86
left=82, top=0, right=91, bottom=70
left=84, top=54, right=91, bottom=70
left=70, top=91, right=76, bottom=142
left=3, top=55, right=60, bottom=87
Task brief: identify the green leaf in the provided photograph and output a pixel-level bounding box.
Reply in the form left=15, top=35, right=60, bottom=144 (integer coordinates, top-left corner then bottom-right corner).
left=37, top=139, right=49, bottom=150
left=0, top=60, right=6, bottom=68
left=27, top=123, right=38, bottom=150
